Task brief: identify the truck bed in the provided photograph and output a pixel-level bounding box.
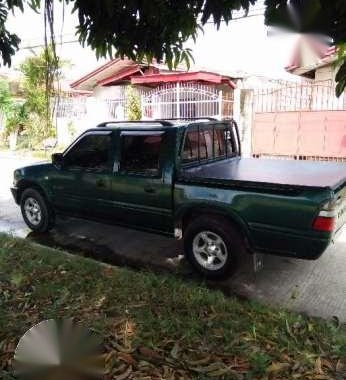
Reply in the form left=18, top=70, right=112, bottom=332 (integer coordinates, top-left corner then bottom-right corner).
left=180, top=158, right=346, bottom=192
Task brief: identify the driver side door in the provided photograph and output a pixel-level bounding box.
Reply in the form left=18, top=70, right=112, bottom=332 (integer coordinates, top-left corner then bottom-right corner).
left=51, top=131, right=114, bottom=219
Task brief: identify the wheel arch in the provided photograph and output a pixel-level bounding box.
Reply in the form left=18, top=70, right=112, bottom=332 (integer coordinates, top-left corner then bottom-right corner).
left=17, top=179, right=50, bottom=204
left=176, top=205, right=253, bottom=250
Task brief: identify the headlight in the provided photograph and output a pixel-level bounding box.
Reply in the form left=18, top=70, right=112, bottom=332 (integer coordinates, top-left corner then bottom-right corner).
left=13, top=170, right=21, bottom=187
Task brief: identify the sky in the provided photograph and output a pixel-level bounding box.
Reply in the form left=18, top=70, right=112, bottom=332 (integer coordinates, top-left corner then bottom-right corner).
left=4, top=2, right=298, bottom=82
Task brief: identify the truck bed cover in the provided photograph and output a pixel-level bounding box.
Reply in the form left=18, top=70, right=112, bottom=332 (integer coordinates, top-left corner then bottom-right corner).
left=180, top=158, right=346, bottom=192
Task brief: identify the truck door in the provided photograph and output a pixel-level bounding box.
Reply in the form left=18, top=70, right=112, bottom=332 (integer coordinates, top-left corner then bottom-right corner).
left=51, top=131, right=114, bottom=218
left=110, top=130, right=174, bottom=233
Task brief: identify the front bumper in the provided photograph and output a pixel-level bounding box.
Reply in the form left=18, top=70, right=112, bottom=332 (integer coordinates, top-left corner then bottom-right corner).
left=11, top=187, right=20, bottom=204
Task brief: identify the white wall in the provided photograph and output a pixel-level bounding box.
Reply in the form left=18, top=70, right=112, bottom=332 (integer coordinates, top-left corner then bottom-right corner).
left=93, top=86, right=124, bottom=99
left=315, top=64, right=337, bottom=82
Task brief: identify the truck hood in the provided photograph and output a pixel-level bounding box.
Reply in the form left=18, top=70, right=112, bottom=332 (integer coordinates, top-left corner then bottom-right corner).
left=16, top=161, right=54, bottom=176
left=181, top=158, right=346, bottom=192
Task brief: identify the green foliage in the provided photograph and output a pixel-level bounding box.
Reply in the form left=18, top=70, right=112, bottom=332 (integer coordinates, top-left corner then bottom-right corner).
left=1, top=1, right=346, bottom=94
left=126, top=86, right=141, bottom=121
left=335, top=43, right=346, bottom=97
left=249, top=352, right=272, bottom=376
left=19, top=47, right=62, bottom=145
left=0, top=79, right=12, bottom=114
left=0, top=1, right=21, bottom=66
left=0, top=233, right=345, bottom=379
left=5, top=102, right=28, bottom=135
left=0, top=79, right=28, bottom=137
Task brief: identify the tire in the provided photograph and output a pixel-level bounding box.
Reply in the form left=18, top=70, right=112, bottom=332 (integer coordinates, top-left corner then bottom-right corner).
left=20, top=188, right=55, bottom=232
left=184, top=215, right=246, bottom=280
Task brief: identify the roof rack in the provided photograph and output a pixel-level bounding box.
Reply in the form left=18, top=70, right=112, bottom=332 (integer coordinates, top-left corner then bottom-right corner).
left=155, top=117, right=218, bottom=122
left=96, top=120, right=173, bottom=128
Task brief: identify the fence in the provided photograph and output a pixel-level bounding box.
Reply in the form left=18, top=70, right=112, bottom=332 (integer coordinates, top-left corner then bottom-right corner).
left=55, top=95, right=88, bottom=119
left=54, top=83, right=235, bottom=123
left=252, top=80, right=346, bottom=161
left=141, top=82, right=234, bottom=120
left=254, top=80, right=346, bottom=113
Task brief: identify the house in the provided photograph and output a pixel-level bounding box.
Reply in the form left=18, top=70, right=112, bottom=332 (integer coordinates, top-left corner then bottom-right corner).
left=285, top=36, right=337, bottom=82
left=70, top=58, right=236, bottom=122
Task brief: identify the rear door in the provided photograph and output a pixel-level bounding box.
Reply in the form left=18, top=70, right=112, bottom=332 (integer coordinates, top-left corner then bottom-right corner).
left=110, top=130, right=174, bottom=232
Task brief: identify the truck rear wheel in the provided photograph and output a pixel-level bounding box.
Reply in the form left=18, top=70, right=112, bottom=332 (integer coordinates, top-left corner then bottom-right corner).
left=21, top=188, right=55, bottom=232
left=184, top=215, right=245, bottom=280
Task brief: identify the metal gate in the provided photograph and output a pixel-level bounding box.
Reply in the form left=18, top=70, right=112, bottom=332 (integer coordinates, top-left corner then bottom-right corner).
left=252, top=81, right=346, bottom=161
left=141, top=82, right=233, bottom=120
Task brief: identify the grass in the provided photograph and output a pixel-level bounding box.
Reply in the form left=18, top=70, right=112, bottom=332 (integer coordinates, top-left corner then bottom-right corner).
left=0, top=233, right=345, bottom=379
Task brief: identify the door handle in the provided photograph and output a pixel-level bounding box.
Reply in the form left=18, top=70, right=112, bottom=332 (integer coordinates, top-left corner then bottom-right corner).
left=144, top=186, right=156, bottom=194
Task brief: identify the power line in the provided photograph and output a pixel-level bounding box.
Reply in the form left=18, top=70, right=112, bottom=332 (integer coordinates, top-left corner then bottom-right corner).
left=19, top=11, right=265, bottom=50
left=206, top=11, right=265, bottom=24
left=20, top=39, right=79, bottom=50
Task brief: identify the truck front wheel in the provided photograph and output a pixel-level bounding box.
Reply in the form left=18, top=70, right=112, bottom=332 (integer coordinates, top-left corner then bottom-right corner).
left=20, top=188, right=55, bottom=232
left=184, top=215, right=245, bottom=280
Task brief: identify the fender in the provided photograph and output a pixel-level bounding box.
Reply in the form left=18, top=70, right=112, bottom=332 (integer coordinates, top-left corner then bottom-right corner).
left=16, top=179, right=52, bottom=204
left=174, top=203, right=254, bottom=248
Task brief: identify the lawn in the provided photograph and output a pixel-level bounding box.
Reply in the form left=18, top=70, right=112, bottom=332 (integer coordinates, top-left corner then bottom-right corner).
left=0, top=233, right=345, bottom=379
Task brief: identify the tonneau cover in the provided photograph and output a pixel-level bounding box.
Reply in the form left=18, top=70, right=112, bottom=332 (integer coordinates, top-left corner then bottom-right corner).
left=180, top=158, right=346, bottom=191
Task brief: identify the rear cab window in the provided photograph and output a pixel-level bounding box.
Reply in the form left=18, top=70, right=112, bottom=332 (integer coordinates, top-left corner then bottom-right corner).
left=120, top=131, right=165, bottom=176
left=182, top=122, right=239, bottom=165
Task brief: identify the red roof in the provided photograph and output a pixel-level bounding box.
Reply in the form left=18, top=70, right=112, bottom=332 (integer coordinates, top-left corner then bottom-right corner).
left=131, top=71, right=236, bottom=88
left=71, top=59, right=141, bottom=90
left=71, top=59, right=236, bottom=91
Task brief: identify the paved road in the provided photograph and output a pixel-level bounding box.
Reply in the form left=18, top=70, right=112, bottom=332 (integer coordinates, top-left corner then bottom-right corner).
left=1, top=151, right=345, bottom=321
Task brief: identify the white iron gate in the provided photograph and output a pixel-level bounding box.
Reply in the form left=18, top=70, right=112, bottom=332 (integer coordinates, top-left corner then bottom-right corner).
left=141, top=82, right=233, bottom=120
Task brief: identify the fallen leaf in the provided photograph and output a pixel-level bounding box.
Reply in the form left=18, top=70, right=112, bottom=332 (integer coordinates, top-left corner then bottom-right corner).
left=186, top=355, right=211, bottom=366
left=315, top=357, right=323, bottom=374
left=118, top=352, right=137, bottom=366
left=267, top=362, right=290, bottom=374
left=170, top=341, right=180, bottom=359
left=115, top=365, right=132, bottom=380
left=138, top=346, right=163, bottom=361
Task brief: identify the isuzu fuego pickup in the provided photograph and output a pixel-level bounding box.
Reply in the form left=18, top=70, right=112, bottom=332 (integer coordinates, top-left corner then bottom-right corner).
left=11, top=119, right=346, bottom=279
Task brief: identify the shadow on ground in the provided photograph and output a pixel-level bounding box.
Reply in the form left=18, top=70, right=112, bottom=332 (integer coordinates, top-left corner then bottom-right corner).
left=18, top=215, right=346, bottom=322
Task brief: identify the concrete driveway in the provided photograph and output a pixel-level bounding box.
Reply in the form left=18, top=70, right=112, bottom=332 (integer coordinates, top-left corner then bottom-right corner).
left=1, top=151, right=346, bottom=322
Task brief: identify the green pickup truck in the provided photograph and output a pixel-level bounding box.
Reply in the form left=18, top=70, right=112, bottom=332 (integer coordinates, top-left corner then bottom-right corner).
left=11, top=119, right=346, bottom=279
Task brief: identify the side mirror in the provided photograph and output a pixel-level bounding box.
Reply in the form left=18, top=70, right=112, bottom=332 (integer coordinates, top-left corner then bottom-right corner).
left=52, top=153, right=64, bottom=169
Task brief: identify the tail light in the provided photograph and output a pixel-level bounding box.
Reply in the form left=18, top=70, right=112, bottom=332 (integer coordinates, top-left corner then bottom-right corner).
left=312, top=200, right=337, bottom=232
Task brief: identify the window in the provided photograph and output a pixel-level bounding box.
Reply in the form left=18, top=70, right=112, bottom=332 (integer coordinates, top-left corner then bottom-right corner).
left=182, top=131, right=199, bottom=162
left=64, top=133, right=112, bottom=171
left=214, top=128, right=226, bottom=157
left=182, top=129, right=214, bottom=162
left=120, top=132, right=163, bottom=175
left=182, top=124, right=239, bottom=164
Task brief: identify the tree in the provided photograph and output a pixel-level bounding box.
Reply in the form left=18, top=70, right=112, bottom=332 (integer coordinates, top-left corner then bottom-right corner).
left=1, top=1, right=346, bottom=93
left=126, top=86, right=142, bottom=121
left=5, top=102, right=28, bottom=135
left=20, top=47, right=63, bottom=146
left=0, top=79, right=28, bottom=148
left=0, top=79, right=12, bottom=116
